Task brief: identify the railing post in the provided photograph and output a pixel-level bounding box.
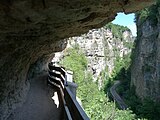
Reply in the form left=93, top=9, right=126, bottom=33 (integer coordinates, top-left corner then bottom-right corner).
left=66, top=70, right=77, bottom=99
left=66, top=70, right=73, bottom=82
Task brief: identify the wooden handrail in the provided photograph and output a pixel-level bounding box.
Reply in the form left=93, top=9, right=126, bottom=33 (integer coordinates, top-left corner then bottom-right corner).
left=48, top=63, right=90, bottom=120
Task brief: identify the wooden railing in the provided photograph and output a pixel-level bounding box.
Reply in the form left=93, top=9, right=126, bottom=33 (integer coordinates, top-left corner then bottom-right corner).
left=48, top=62, right=90, bottom=120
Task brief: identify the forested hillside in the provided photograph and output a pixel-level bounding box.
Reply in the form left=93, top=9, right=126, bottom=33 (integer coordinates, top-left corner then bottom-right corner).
left=54, top=23, right=136, bottom=119
left=60, top=47, right=135, bottom=120
left=60, top=23, right=134, bottom=89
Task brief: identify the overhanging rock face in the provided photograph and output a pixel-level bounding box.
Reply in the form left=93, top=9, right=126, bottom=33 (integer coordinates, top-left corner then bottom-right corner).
left=0, top=0, right=155, bottom=119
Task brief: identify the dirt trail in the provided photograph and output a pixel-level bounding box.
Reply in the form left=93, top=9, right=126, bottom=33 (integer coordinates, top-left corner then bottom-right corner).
left=7, top=74, right=63, bottom=120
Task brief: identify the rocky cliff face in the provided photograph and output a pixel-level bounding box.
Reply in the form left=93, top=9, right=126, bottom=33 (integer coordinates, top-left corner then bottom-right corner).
left=0, top=0, right=155, bottom=119
left=131, top=2, right=160, bottom=101
left=54, top=26, right=134, bottom=88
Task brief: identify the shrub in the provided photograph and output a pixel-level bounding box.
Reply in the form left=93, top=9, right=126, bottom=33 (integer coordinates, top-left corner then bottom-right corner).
left=104, top=23, right=131, bottom=40
left=61, top=47, right=135, bottom=120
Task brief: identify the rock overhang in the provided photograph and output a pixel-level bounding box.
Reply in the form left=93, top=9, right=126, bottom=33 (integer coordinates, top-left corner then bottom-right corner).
left=0, top=0, right=156, bottom=119
left=0, top=0, right=155, bottom=38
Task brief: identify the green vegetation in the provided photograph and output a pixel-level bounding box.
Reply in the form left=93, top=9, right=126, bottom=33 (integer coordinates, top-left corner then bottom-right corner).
left=104, top=23, right=131, bottom=40
left=112, top=2, right=160, bottom=119
left=128, top=2, right=160, bottom=119
left=135, top=8, right=150, bottom=25
left=117, top=81, right=160, bottom=120
left=110, top=54, right=160, bottom=120
left=60, top=46, right=135, bottom=120
left=111, top=43, right=160, bottom=120
left=135, top=0, right=160, bottom=26
left=113, top=49, right=160, bottom=120
left=60, top=15, right=160, bottom=119
left=123, top=41, right=134, bottom=49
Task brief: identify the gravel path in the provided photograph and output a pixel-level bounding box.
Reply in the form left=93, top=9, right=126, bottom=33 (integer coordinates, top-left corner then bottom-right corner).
left=7, top=74, right=63, bottom=120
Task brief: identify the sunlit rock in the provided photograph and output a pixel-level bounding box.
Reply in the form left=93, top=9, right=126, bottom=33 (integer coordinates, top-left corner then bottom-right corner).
left=0, top=0, right=155, bottom=119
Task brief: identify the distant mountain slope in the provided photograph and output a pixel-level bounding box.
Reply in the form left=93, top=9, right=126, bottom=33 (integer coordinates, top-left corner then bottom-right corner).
left=60, top=23, right=134, bottom=88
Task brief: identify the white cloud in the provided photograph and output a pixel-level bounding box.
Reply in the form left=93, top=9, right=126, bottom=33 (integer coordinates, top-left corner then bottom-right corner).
left=127, top=23, right=137, bottom=36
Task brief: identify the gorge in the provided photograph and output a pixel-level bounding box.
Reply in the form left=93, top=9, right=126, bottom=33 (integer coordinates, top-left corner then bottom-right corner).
left=0, top=0, right=157, bottom=120
left=56, top=24, right=134, bottom=119
left=131, top=2, right=160, bottom=102
left=53, top=23, right=134, bottom=88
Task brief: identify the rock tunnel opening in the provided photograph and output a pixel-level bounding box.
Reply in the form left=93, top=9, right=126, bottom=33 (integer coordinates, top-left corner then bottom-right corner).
left=0, top=1, right=155, bottom=120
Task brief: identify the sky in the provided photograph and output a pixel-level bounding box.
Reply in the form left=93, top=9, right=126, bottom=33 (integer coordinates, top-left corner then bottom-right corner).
left=112, top=13, right=137, bottom=36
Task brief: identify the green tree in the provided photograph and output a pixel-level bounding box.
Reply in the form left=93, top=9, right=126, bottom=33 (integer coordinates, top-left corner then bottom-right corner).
left=104, top=23, right=131, bottom=40
left=61, top=47, right=135, bottom=120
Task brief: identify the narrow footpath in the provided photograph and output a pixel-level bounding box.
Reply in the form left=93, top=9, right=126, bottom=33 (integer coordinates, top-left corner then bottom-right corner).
left=110, top=81, right=128, bottom=110
left=7, top=74, right=63, bottom=120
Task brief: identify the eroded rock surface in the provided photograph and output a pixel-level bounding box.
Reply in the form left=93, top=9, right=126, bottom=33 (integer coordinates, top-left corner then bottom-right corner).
left=131, top=2, right=160, bottom=102
left=55, top=27, right=134, bottom=89
left=0, top=0, right=155, bottom=119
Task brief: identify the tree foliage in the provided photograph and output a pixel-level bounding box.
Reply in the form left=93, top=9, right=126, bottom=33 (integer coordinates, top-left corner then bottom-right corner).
left=104, top=23, right=131, bottom=40
left=135, top=1, right=160, bottom=26
left=61, top=47, right=135, bottom=120
left=120, top=85, right=160, bottom=120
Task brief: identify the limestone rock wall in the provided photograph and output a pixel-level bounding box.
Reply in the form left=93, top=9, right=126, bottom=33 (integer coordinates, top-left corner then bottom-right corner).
left=0, top=0, right=154, bottom=119
left=131, top=3, right=160, bottom=101
left=54, top=27, right=134, bottom=88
